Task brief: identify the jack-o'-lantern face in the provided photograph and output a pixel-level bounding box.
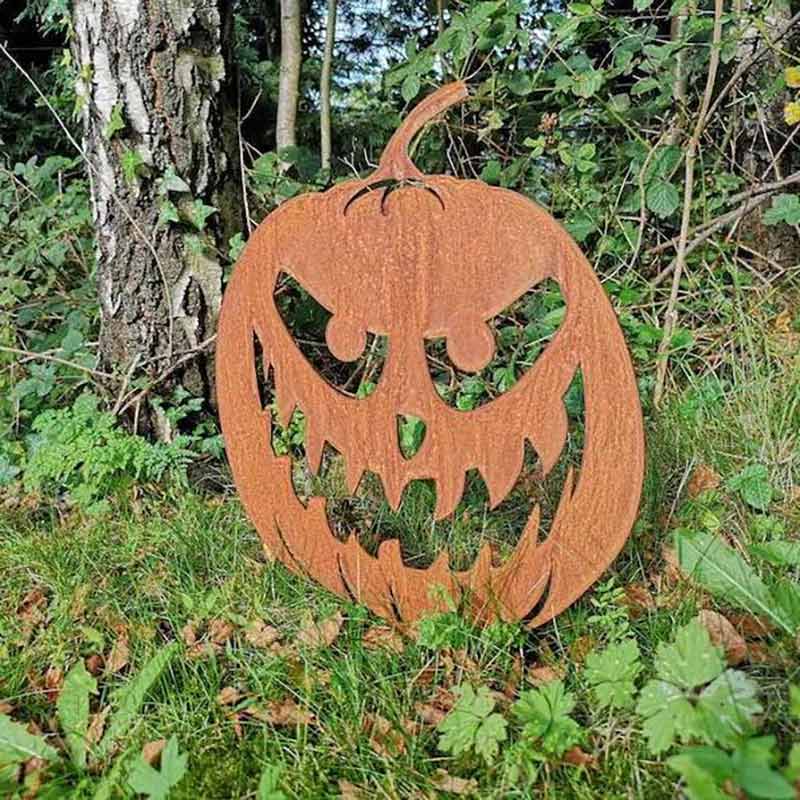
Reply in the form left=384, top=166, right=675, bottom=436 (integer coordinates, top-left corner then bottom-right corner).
left=216, top=82, right=644, bottom=626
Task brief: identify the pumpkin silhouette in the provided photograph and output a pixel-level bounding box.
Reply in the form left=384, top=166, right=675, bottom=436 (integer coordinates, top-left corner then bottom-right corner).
left=216, top=82, right=644, bottom=626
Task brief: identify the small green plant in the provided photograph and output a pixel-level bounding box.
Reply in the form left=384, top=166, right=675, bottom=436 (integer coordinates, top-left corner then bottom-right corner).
left=585, top=639, right=642, bottom=710
left=24, top=393, right=192, bottom=513
left=512, top=680, right=583, bottom=757
left=128, top=737, right=188, bottom=799
left=635, top=620, right=761, bottom=754
left=437, top=684, right=508, bottom=764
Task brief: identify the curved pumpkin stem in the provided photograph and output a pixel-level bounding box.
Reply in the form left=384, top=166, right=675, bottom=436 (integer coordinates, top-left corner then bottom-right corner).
left=372, top=81, right=469, bottom=182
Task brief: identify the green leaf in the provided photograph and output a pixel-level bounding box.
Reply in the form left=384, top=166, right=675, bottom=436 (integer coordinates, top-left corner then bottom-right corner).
left=572, top=68, right=604, bottom=98
left=185, top=200, right=217, bottom=232
left=513, top=681, right=582, bottom=756
left=401, top=74, right=421, bottom=103
left=128, top=736, right=187, bottom=800
left=762, top=194, right=800, bottom=226
left=104, top=103, right=125, bottom=140
left=257, top=764, right=288, bottom=800
left=97, top=644, right=178, bottom=758
left=727, top=465, right=773, bottom=511
left=674, top=530, right=788, bottom=631
left=637, top=680, right=704, bottom=753
left=0, top=714, right=58, bottom=765
left=57, top=660, right=97, bottom=770
left=585, top=639, right=641, bottom=710
left=121, top=149, right=146, bottom=184
left=698, top=670, right=761, bottom=747
left=667, top=750, right=731, bottom=800
left=160, top=168, right=190, bottom=194
left=437, top=684, right=508, bottom=764
left=654, top=619, right=723, bottom=691
left=749, top=540, right=800, bottom=567
left=646, top=179, right=681, bottom=218
left=633, top=0, right=654, bottom=9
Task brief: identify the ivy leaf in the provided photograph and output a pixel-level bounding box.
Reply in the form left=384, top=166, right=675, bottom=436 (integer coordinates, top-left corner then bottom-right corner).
left=128, top=736, right=187, bottom=800
left=646, top=179, right=681, bottom=218
left=160, top=167, right=190, bottom=194
left=727, top=464, right=773, bottom=510
left=185, top=200, right=217, bottom=231
left=57, top=660, right=97, bottom=770
left=437, top=684, right=508, bottom=764
left=585, top=639, right=642, bottom=710
left=103, top=103, right=125, bottom=140
left=763, top=194, right=800, bottom=226
left=513, top=681, right=582, bottom=756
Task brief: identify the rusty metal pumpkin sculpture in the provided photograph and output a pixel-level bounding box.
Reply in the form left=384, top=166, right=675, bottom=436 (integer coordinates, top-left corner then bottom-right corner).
left=216, top=82, right=644, bottom=626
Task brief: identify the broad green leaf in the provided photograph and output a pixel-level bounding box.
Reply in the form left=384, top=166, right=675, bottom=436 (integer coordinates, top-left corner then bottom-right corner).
left=637, top=680, right=704, bottom=753
left=749, top=540, right=800, bottom=567
left=646, top=179, right=680, bottom=218
left=674, top=531, right=788, bottom=632
left=98, top=644, right=178, bottom=758
left=57, top=660, right=97, bottom=770
left=667, top=751, right=730, bottom=800
left=727, top=465, right=773, bottom=511
left=257, top=764, right=288, bottom=800
left=653, top=619, right=723, bottom=690
left=585, top=639, right=641, bottom=709
left=437, top=684, right=507, bottom=764
left=128, top=736, right=187, bottom=800
left=513, top=681, right=582, bottom=756
left=698, top=670, right=761, bottom=748
left=0, top=714, right=58, bottom=765
left=763, top=194, right=800, bottom=226
left=401, top=74, right=420, bottom=103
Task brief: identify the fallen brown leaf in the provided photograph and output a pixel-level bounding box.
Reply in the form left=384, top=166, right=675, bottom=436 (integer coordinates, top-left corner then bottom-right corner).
left=85, top=654, right=105, bottom=676
left=141, top=738, right=166, bottom=766
left=217, top=686, right=241, bottom=707
left=69, top=585, right=90, bottom=620
left=563, top=746, right=598, bottom=769
left=569, top=635, right=596, bottom=664
left=431, top=770, right=477, bottom=796
left=244, top=621, right=281, bottom=649
left=296, top=611, right=343, bottom=650
left=186, top=641, right=221, bottom=660
left=502, top=655, right=523, bottom=700
left=727, top=612, right=774, bottom=639
left=687, top=464, right=722, bottom=498
left=361, top=625, right=405, bottom=655
left=623, top=583, right=656, bottom=618
left=106, top=634, right=130, bottom=674
left=181, top=623, right=197, bottom=647
left=338, top=780, right=367, bottom=799
left=43, top=666, right=63, bottom=703
left=208, top=618, right=235, bottom=646
left=244, top=697, right=315, bottom=727
left=87, top=707, right=110, bottom=746
left=364, top=713, right=406, bottom=757
left=415, top=685, right=456, bottom=727
left=697, top=610, right=748, bottom=666
left=0, top=702, right=14, bottom=715
left=526, top=664, right=566, bottom=685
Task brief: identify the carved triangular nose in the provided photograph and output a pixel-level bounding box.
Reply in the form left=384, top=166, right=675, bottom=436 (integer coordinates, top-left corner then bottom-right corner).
left=396, top=414, right=426, bottom=460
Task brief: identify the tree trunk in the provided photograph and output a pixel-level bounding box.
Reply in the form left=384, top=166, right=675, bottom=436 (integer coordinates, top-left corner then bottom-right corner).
left=320, top=0, right=336, bottom=172
left=72, top=0, right=239, bottom=436
left=276, top=0, right=302, bottom=159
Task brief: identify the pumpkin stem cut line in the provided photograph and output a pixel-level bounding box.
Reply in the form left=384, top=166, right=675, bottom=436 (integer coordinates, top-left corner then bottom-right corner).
left=342, top=179, right=445, bottom=216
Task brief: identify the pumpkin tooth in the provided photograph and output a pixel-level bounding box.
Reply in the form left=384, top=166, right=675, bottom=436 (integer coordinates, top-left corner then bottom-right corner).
left=304, top=421, right=325, bottom=475
left=434, top=470, right=465, bottom=520
left=274, top=375, right=296, bottom=429
left=382, top=473, right=405, bottom=512
left=484, top=443, right=525, bottom=509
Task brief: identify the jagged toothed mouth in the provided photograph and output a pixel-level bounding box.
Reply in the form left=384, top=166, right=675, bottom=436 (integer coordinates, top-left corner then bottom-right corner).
left=273, top=415, right=578, bottom=571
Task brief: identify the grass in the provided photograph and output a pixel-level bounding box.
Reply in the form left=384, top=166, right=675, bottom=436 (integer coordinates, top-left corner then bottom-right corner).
left=1, top=303, right=799, bottom=798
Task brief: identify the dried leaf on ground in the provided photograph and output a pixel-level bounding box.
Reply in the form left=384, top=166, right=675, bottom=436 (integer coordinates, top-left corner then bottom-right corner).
left=181, top=623, right=197, bottom=646
left=244, top=621, right=281, bottom=649
left=338, top=780, right=367, bottom=799
left=526, top=664, right=566, bottom=685
left=687, top=464, right=722, bottom=498
left=727, top=612, right=774, bottom=639
left=87, top=707, right=110, bottom=745
left=216, top=686, right=241, bottom=707
left=431, top=770, right=477, bottom=796
left=208, top=618, right=235, bottom=646
left=141, top=738, right=166, bottom=766
left=623, top=583, right=656, bottom=617
left=244, top=697, right=315, bottom=727
left=85, top=654, right=104, bottom=676
left=563, top=745, right=598, bottom=768
left=364, top=713, right=406, bottom=757
left=569, top=635, right=597, bottom=664
left=361, top=625, right=405, bottom=654
left=43, top=666, right=63, bottom=703
left=297, top=611, right=343, bottom=650
left=415, top=686, right=456, bottom=727
left=106, top=634, right=130, bottom=673
left=696, top=610, right=748, bottom=666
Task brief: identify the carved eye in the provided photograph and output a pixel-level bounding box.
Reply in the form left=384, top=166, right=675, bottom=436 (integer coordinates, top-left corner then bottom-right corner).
left=275, top=272, right=386, bottom=395
left=426, top=278, right=566, bottom=410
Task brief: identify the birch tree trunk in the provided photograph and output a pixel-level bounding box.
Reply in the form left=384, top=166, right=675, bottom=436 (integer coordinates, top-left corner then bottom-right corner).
left=277, top=0, right=302, bottom=158
left=72, top=0, right=239, bottom=434
left=320, top=0, right=336, bottom=172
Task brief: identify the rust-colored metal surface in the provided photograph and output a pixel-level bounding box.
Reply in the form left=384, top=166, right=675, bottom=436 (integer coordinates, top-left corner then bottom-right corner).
left=216, top=82, right=645, bottom=626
